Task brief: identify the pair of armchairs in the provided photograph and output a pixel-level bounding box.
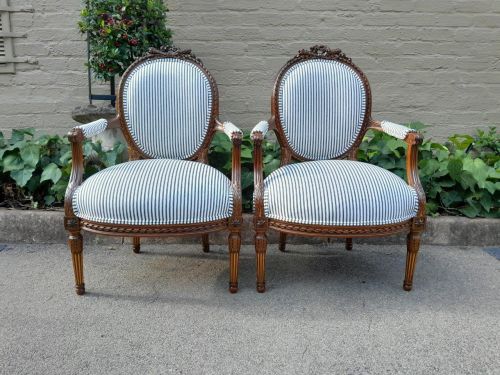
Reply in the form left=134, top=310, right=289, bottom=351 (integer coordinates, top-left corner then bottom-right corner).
left=64, top=45, right=425, bottom=295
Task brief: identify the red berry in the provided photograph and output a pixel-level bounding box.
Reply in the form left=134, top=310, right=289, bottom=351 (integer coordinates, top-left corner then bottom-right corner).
left=129, top=38, right=138, bottom=46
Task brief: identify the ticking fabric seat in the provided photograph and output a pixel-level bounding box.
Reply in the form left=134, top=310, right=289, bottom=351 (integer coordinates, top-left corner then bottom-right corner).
left=64, top=47, right=243, bottom=296
left=264, top=160, right=418, bottom=226
left=251, top=45, right=426, bottom=293
left=73, top=159, right=233, bottom=225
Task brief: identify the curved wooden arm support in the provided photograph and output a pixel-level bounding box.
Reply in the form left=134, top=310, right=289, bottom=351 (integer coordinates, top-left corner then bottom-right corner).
left=368, top=119, right=426, bottom=225
left=64, top=116, right=120, bottom=223
left=215, top=119, right=243, bottom=228
left=251, top=129, right=267, bottom=229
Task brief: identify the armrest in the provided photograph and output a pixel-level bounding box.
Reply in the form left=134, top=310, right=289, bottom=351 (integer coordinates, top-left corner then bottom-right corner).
left=64, top=116, right=120, bottom=220
left=369, top=120, right=416, bottom=140
left=369, top=119, right=426, bottom=221
left=251, top=120, right=270, bottom=140
left=215, top=119, right=242, bottom=227
left=74, top=118, right=109, bottom=138
left=215, top=120, right=243, bottom=141
left=251, top=120, right=273, bottom=223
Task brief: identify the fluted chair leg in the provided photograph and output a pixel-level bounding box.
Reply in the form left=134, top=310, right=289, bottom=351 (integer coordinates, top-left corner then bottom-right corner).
left=228, top=231, right=240, bottom=293
left=255, top=232, right=268, bottom=293
left=345, top=238, right=353, bottom=250
left=68, top=230, right=85, bottom=295
left=403, top=230, right=422, bottom=291
left=202, top=234, right=210, bottom=253
left=132, top=237, right=141, bottom=253
left=279, top=232, right=287, bottom=252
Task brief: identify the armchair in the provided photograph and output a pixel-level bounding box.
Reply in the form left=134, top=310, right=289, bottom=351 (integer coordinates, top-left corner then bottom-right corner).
left=252, top=45, right=426, bottom=292
left=64, top=47, right=242, bottom=295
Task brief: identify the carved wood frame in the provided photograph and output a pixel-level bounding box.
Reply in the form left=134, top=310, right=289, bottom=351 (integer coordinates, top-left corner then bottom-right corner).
left=252, top=45, right=426, bottom=292
left=64, top=46, right=242, bottom=294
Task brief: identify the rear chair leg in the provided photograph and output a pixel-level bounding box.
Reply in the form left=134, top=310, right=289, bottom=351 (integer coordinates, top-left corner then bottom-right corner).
left=403, top=229, right=422, bottom=291
left=345, top=238, right=353, bottom=250
left=228, top=231, right=240, bottom=293
left=279, top=232, right=287, bottom=252
left=255, top=232, right=268, bottom=293
left=68, top=229, right=85, bottom=295
left=202, top=234, right=210, bottom=253
left=133, top=237, right=141, bottom=254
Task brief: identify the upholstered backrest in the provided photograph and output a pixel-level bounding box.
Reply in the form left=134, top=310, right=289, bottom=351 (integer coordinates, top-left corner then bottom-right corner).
left=277, top=59, right=367, bottom=160
left=122, top=58, right=213, bottom=159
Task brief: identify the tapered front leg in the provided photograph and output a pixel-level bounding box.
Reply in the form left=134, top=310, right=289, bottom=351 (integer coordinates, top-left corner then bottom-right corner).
left=202, top=234, right=210, bottom=253
left=68, top=230, right=85, bottom=295
left=255, top=232, right=268, bottom=293
left=403, top=230, right=422, bottom=291
left=228, top=231, right=241, bottom=293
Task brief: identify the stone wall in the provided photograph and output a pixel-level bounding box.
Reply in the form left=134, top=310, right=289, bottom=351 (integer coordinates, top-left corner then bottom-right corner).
left=1, top=0, right=499, bottom=138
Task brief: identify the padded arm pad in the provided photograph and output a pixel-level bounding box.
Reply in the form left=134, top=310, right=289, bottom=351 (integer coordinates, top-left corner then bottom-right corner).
left=74, top=118, right=108, bottom=138
left=221, top=121, right=243, bottom=139
left=251, top=120, right=269, bottom=138
left=380, top=121, right=416, bottom=140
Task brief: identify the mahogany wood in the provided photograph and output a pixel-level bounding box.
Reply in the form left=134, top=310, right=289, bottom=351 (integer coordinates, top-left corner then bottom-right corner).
left=64, top=46, right=242, bottom=295
left=252, top=45, right=426, bottom=293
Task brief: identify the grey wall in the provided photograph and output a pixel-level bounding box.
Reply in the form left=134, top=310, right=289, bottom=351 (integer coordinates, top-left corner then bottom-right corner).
left=1, top=0, right=500, bottom=138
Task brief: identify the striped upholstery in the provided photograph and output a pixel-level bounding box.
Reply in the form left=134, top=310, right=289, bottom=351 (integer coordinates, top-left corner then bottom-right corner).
left=251, top=120, right=270, bottom=137
left=381, top=121, right=416, bottom=140
left=222, top=121, right=243, bottom=139
left=122, top=58, right=212, bottom=159
left=278, top=59, right=366, bottom=160
left=73, top=159, right=232, bottom=225
left=263, top=160, right=418, bottom=226
left=75, top=119, right=108, bottom=138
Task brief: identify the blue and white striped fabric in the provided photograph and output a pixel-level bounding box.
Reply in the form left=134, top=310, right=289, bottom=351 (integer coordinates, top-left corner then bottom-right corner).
left=75, top=119, right=108, bottom=138
left=73, top=159, right=233, bottom=225
left=381, top=121, right=416, bottom=140
left=251, top=120, right=269, bottom=138
left=222, top=121, right=243, bottom=139
left=263, top=160, right=418, bottom=226
left=278, top=59, right=366, bottom=160
left=123, top=58, right=212, bottom=159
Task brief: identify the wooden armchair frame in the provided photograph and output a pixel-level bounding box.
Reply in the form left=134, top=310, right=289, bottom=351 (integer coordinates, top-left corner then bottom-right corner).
left=252, top=45, right=426, bottom=292
left=64, top=47, right=242, bottom=295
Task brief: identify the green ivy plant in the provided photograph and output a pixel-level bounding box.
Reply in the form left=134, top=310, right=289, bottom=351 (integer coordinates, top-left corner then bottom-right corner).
left=357, top=124, right=499, bottom=218
left=209, top=132, right=280, bottom=212
left=0, top=129, right=125, bottom=208
left=79, top=0, right=172, bottom=81
left=1, top=125, right=498, bottom=218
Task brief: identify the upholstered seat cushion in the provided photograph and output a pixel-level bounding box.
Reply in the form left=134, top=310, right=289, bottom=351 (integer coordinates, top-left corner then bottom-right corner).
left=73, top=159, right=233, bottom=225
left=263, top=160, right=418, bottom=226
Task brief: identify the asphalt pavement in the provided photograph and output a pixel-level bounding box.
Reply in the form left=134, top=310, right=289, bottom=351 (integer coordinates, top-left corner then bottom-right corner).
left=0, top=241, right=498, bottom=374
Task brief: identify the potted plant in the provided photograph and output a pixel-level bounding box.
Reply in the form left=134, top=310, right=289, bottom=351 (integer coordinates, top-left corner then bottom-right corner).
left=79, top=0, right=172, bottom=82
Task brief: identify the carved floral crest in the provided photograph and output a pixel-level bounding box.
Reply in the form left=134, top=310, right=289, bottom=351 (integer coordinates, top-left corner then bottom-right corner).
left=147, top=45, right=204, bottom=66
left=296, top=45, right=352, bottom=63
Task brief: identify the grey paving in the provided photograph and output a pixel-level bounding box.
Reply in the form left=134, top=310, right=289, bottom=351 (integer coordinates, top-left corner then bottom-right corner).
left=0, top=242, right=499, bottom=374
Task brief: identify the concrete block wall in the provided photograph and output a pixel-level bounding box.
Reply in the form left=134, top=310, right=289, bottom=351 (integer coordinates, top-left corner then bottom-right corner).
left=1, top=0, right=499, bottom=138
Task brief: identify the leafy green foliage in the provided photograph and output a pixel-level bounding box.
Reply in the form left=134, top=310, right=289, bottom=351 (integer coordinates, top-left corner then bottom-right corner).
left=208, top=132, right=280, bottom=212
left=210, top=125, right=499, bottom=218
left=358, top=124, right=499, bottom=218
left=1, top=125, right=498, bottom=218
left=79, top=0, right=172, bottom=81
left=0, top=129, right=125, bottom=208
